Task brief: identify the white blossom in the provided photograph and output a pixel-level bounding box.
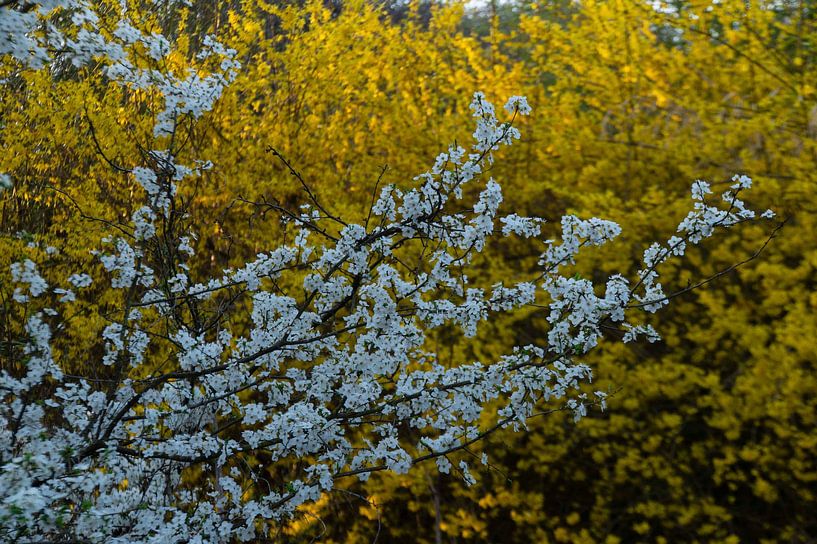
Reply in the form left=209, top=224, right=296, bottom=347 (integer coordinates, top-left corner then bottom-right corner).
left=0, top=15, right=778, bottom=538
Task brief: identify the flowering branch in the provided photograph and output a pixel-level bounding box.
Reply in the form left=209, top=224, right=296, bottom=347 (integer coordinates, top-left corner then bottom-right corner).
left=0, top=4, right=779, bottom=542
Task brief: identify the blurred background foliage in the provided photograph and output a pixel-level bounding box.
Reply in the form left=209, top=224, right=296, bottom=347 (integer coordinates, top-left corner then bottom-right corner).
left=1, top=0, right=815, bottom=542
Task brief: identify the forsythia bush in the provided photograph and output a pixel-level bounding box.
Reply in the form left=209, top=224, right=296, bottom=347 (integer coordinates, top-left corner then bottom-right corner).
left=215, top=2, right=810, bottom=542
left=1, top=0, right=813, bottom=542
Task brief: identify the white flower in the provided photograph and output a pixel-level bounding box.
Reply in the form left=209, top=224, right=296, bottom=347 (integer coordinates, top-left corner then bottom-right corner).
left=0, top=173, right=13, bottom=191
left=68, top=273, right=93, bottom=288
left=504, top=95, right=532, bottom=115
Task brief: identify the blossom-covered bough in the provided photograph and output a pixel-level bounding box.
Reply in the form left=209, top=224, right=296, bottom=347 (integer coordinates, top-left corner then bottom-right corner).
left=0, top=2, right=781, bottom=542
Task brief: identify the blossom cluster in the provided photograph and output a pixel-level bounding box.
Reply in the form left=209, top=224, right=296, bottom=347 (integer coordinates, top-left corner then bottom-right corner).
left=0, top=4, right=776, bottom=542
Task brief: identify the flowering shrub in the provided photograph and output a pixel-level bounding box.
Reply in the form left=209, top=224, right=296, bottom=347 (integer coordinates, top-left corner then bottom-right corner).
left=0, top=1, right=778, bottom=542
